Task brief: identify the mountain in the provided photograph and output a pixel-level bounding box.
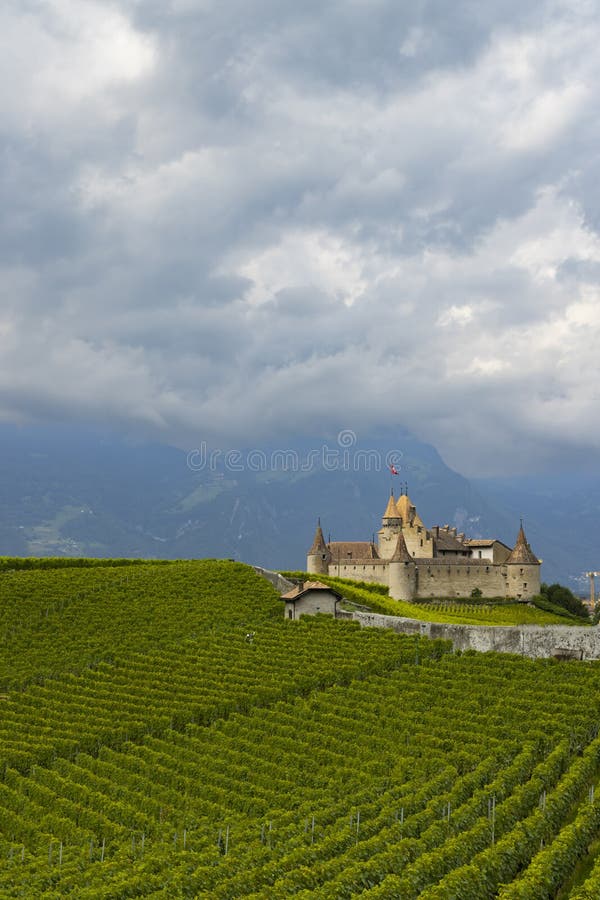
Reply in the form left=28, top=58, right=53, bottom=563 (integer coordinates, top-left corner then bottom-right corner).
left=0, top=423, right=588, bottom=588
left=474, top=473, right=600, bottom=593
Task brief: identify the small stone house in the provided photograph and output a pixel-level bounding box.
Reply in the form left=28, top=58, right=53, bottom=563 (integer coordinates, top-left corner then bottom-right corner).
left=281, top=581, right=342, bottom=620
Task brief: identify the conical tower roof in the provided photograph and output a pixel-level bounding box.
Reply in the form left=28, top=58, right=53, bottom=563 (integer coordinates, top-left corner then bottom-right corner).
left=506, top=523, right=539, bottom=565
left=382, top=493, right=400, bottom=520
left=396, top=493, right=423, bottom=526
left=308, top=520, right=328, bottom=555
left=390, top=531, right=413, bottom=563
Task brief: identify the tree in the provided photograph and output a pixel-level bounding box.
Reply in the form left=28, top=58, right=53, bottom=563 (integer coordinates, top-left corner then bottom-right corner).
left=540, top=583, right=589, bottom=619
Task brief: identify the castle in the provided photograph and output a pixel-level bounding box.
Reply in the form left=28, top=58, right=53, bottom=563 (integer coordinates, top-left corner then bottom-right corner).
left=307, top=491, right=541, bottom=601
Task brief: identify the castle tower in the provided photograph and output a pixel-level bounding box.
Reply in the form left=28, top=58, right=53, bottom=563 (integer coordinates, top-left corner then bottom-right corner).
left=388, top=531, right=417, bottom=601
left=307, top=519, right=331, bottom=575
left=377, top=492, right=403, bottom=559
left=391, top=490, right=434, bottom=559
left=396, top=493, right=419, bottom=527
left=505, top=522, right=541, bottom=600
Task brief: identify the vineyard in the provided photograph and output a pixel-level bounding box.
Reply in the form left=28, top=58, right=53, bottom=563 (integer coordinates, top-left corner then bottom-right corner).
left=1, top=561, right=600, bottom=897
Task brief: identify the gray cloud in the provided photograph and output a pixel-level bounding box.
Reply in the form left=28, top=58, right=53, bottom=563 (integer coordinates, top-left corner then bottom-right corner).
left=1, top=0, right=600, bottom=475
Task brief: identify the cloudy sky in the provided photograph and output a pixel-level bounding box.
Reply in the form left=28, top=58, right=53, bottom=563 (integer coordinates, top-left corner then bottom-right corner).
left=2, top=0, right=600, bottom=476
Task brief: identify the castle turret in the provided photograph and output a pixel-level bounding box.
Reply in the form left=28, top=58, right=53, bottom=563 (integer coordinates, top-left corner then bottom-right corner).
left=307, top=519, right=331, bottom=575
left=388, top=490, right=433, bottom=558
left=378, top=492, right=404, bottom=559
left=395, top=493, right=413, bottom=525
left=382, top=492, right=401, bottom=523
left=388, top=532, right=417, bottom=601
left=505, top=522, right=540, bottom=600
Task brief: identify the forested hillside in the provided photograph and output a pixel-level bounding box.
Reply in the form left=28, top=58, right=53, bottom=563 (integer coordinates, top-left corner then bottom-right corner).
left=1, top=560, right=600, bottom=897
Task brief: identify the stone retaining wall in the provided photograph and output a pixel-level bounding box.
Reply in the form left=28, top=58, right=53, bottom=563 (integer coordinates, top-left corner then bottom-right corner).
left=252, top=566, right=297, bottom=594
left=255, top=564, right=598, bottom=660
left=349, top=611, right=600, bottom=660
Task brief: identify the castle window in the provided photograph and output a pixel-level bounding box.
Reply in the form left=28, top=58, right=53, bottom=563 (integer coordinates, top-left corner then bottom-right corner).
left=520, top=568, right=523, bottom=575
left=524, top=583, right=527, bottom=588
left=420, top=539, right=423, bottom=547
left=486, top=566, right=490, bottom=573
left=478, top=551, right=482, bottom=558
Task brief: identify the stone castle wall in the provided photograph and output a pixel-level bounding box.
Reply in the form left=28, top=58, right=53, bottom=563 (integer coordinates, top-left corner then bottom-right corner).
left=326, top=560, right=539, bottom=599
left=417, top=563, right=508, bottom=598
left=330, top=562, right=388, bottom=584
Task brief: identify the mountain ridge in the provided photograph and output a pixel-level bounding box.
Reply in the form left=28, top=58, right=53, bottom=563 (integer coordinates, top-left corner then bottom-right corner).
left=0, top=423, right=590, bottom=588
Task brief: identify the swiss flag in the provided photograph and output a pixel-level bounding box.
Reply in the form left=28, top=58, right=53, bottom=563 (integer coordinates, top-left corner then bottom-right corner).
left=389, top=465, right=399, bottom=475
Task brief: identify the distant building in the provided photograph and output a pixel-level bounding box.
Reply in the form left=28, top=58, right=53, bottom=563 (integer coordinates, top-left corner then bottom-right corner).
left=281, top=581, right=342, bottom=620
left=307, top=492, right=541, bottom=601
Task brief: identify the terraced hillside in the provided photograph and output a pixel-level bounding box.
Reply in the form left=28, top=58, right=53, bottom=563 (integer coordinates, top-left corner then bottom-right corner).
left=1, top=560, right=600, bottom=897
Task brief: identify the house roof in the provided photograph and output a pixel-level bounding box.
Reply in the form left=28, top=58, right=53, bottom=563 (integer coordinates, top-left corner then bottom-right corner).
left=328, top=541, right=379, bottom=559
left=435, top=531, right=468, bottom=553
left=281, top=581, right=343, bottom=602
left=465, top=539, right=512, bottom=550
